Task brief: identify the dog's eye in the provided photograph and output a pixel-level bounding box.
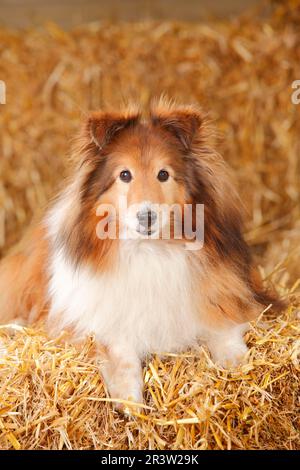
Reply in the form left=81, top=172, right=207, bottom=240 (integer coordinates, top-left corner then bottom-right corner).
left=119, top=170, right=132, bottom=183
left=157, top=169, right=169, bottom=182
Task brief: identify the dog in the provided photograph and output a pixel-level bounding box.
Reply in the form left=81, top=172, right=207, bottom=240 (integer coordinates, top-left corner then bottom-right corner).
left=0, top=99, right=283, bottom=409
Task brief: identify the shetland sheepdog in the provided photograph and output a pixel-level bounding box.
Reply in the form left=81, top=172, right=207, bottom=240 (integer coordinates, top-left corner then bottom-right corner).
left=0, top=99, right=283, bottom=408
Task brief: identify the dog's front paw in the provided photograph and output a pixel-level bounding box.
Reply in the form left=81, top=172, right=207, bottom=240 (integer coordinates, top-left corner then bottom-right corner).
left=109, top=383, right=144, bottom=415
left=98, top=343, right=144, bottom=415
left=211, top=342, right=248, bottom=368
left=207, top=332, right=248, bottom=368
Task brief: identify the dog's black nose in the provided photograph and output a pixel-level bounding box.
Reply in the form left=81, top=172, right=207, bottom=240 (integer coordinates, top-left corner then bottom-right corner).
left=137, top=210, right=157, bottom=228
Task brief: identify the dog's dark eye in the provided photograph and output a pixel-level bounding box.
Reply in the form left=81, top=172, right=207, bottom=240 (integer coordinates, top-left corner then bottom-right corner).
left=157, top=169, right=169, bottom=182
left=119, top=170, right=132, bottom=183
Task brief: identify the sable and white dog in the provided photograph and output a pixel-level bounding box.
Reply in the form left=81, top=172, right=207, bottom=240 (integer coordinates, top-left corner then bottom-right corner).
left=0, top=100, right=282, bottom=408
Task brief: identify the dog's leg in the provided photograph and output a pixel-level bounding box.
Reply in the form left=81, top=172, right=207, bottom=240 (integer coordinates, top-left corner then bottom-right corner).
left=98, top=342, right=143, bottom=411
left=205, top=324, right=249, bottom=368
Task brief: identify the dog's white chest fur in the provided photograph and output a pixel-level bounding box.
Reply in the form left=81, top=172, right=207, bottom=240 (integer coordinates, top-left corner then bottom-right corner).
left=48, top=241, right=202, bottom=357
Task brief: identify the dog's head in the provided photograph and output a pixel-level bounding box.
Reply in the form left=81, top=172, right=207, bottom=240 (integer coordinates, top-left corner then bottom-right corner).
left=84, top=106, right=190, bottom=239
left=64, top=99, right=244, bottom=268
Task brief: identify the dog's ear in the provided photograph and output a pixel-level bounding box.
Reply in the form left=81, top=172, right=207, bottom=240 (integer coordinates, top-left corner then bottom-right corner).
left=86, top=110, right=140, bottom=150
left=151, top=105, right=204, bottom=151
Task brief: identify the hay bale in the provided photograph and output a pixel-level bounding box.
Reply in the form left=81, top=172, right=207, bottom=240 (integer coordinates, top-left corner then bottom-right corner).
left=0, top=0, right=299, bottom=449
left=0, top=290, right=299, bottom=450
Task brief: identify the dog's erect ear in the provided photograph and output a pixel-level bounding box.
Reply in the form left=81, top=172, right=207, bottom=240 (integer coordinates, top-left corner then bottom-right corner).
left=151, top=105, right=204, bottom=151
left=86, top=110, right=140, bottom=150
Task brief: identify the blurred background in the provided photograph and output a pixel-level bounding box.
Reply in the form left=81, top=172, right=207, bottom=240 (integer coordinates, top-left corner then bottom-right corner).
left=0, top=1, right=266, bottom=27
left=0, top=0, right=299, bottom=282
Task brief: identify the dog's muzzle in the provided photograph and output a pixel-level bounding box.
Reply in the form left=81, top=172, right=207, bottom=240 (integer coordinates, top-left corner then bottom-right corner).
left=136, top=210, right=157, bottom=234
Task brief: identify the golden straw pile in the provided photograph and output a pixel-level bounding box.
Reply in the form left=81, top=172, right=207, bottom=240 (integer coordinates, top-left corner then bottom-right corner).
left=0, top=0, right=299, bottom=450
